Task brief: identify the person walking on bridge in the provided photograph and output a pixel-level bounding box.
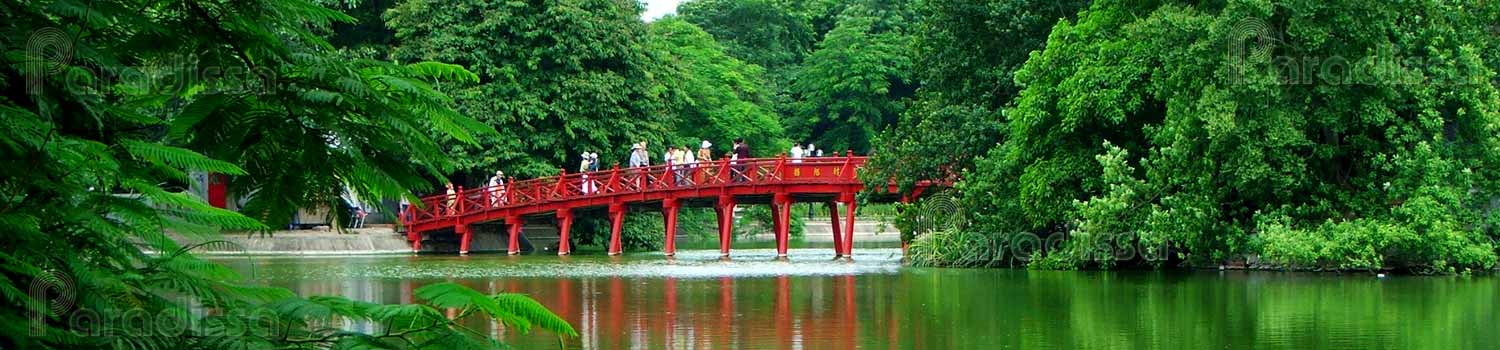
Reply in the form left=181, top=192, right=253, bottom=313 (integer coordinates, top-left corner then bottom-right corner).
left=629, top=142, right=649, bottom=168
left=732, top=138, right=750, bottom=182
left=487, top=170, right=506, bottom=207
left=698, top=140, right=714, bottom=180
left=672, top=145, right=690, bottom=186
left=443, top=182, right=457, bottom=216
left=682, top=143, right=697, bottom=184
left=790, top=143, right=804, bottom=163
left=698, top=140, right=712, bottom=164
left=579, top=152, right=594, bottom=194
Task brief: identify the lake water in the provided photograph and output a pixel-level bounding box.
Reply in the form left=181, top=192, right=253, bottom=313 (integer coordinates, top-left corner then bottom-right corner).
left=229, top=249, right=1498, bottom=349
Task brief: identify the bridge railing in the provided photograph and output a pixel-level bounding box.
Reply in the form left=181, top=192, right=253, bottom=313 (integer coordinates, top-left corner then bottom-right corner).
left=404, top=154, right=867, bottom=227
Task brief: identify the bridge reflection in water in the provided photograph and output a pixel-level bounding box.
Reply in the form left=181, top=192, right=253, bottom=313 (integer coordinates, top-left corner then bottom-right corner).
left=258, top=250, right=1500, bottom=350
left=273, top=250, right=910, bottom=350
left=437, top=275, right=874, bottom=350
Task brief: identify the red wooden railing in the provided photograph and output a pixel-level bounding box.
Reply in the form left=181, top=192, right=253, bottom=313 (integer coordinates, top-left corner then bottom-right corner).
left=402, top=154, right=868, bottom=228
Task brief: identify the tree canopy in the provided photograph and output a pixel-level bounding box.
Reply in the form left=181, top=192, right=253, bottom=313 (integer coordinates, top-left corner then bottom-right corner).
left=387, top=0, right=675, bottom=178
left=2, top=0, right=576, bottom=348
left=906, top=0, right=1500, bottom=273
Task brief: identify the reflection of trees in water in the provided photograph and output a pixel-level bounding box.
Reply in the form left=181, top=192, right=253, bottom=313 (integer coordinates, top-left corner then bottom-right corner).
left=275, top=268, right=1499, bottom=349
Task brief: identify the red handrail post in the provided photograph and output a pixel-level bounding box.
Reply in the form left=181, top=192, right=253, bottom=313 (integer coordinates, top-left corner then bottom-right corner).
left=841, top=151, right=857, bottom=180
left=664, top=160, right=675, bottom=189
left=456, top=186, right=466, bottom=217
left=717, top=157, right=731, bottom=183
left=506, top=176, right=516, bottom=205
left=773, top=155, right=787, bottom=181
left=606, top=166, right=621, bottom=193
left=554, top=170, right=568, bottom=199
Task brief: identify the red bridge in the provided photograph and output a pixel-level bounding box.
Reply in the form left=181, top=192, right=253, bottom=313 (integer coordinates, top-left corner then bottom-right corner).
left=401, top=154, right=933, bottom=257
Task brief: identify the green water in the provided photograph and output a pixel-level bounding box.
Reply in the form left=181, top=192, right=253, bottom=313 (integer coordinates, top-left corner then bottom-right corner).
left=229, top=249, right=1498, bottom=349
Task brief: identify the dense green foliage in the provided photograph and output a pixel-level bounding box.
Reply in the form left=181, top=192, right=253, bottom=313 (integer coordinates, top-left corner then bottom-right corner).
left=0, top=0, right=575, bottom=348
left=644, top=17, right=788, bottom=153
left=679, top=0, right=915, bottom=152
left=387, top=0, right=674, bottom=178
left=902, top=0, right=1500, bottom=273
left=868, top=0, right=1088, bottom=190
left=788, top=3, right=916, bottom=152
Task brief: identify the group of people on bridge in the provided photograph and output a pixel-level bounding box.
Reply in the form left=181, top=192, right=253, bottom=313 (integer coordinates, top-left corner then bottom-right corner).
left=404, top=137, right=839, bottom=217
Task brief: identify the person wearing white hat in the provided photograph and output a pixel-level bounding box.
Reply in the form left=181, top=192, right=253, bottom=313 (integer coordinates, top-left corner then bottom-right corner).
left=698, top=141, right=713, bottom=163
left=487, top=170, right=506, bottom=207
left=629, top=142, right=649, bottom=168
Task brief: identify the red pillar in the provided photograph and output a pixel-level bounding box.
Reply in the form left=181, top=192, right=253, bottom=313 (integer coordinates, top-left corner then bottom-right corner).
left=457, top=224, right=473, bottom=255
left=828, top=202, right=843, bottom=257
left=840, top=193, right=857, bottom=257
left=773, top=193, right=791, bottom=257
left=663, top=198, right=680, bottom=256
left=715, top=196, right=736, bottom=257
left=608, top=203, right=626, bottom=255
left=507, top=216, right=524, bottom=255
left=410, top=230, right=423, bottom=253
left=556, top=209, right=574, bottom=255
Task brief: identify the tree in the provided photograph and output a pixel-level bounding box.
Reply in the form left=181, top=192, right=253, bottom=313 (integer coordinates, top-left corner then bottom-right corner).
left=645, top=17, right=789, bottom=155
left=677, top=0, right=823, bottom=75
left=788, top=5, right=916, bottom=152
left=931, top=0, right=1500, bottom=273
left=387, top=0, right=677, bottom=180
left=868, top=0, right=1089, bottom=190
left=0, top=0, right=574, bottom=348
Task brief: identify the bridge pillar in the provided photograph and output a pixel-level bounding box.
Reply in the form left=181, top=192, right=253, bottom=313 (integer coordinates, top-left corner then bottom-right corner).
left=839, top=192, right=857, bottom=257
left=608, top=203, right=626, bottom=255
left=409, top=228, right=424, bottom=253
left=715, top=195, right=736, bottom=257
left=773, top=193, right=792, bottom=257
left=506, top=216, right=524, bottom=255
left=663, top=198, right=680, bottom=256
left=556, top=209, right=573, bottom=255
left=457, top=224, right=473, bottom=255
left=828, top=202, right=843, bottom=258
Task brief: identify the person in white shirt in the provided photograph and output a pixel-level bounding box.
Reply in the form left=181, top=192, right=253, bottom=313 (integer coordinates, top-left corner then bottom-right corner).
left=578, top=153, right=593, bottom=194
left=488, top=170, right=506, bottom=207
left=790, top=143, right=804, bottom=163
